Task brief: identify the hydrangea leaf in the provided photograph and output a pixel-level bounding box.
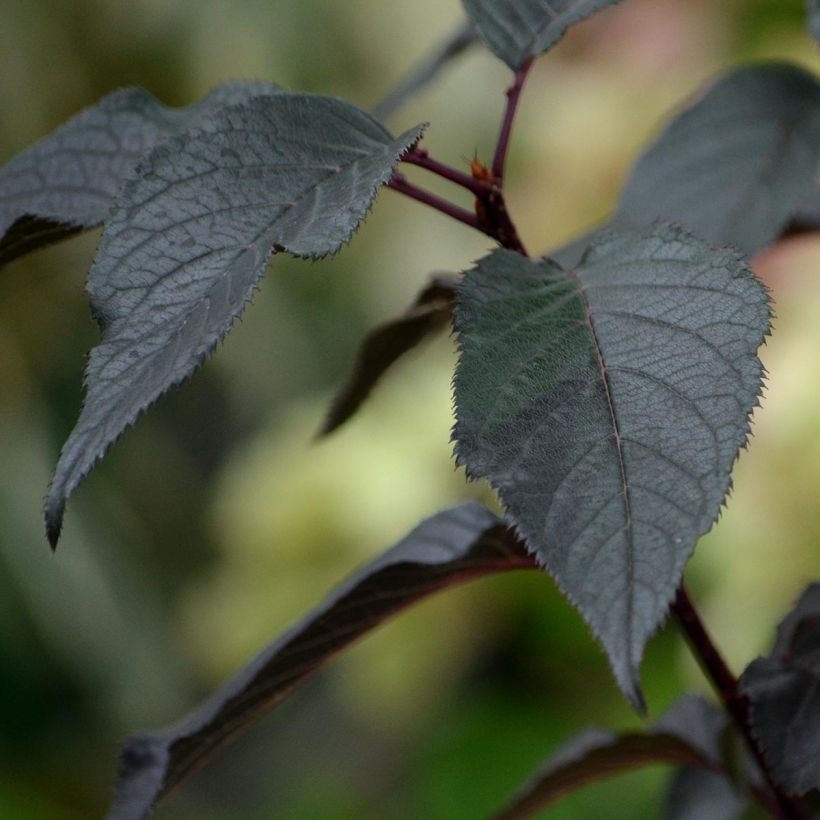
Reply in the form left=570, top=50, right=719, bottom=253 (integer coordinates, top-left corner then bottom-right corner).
left=45, top=92, right=425, bottom=546
left=453, top=224, right=769, bottom=706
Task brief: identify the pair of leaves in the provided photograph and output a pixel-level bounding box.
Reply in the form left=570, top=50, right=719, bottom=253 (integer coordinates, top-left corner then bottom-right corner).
left=0, top=81, right=425, bottom=546
left=741, top=583, right=820, bottom=796
left=492, top=695, right=747, bottom=820
left=108, top=503, right=535, bottom=820
left=452, top=223, right=770, bottom=707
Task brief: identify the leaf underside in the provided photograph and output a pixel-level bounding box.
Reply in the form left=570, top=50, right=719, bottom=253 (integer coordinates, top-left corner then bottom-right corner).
left=44, top=93, right=425, bottom=546
left=741, top=583, right=820, bottom=795
left=615, top=63, right=820, bottom=257
left=491, top=696, right=727, bottom=820
left=0, top=81, right=281, bottom=268
left=462, top=0, right=623, bottom=70
left=665, top=767, right=745, bottom=820
left=453, top=224, right=769, bottom=707
left=319, top=273, right=458, bottom=436
left=108, top=503, right=534, bottom=820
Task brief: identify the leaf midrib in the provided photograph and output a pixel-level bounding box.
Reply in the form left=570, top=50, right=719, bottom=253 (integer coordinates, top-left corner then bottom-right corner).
left=569, top=268, right=634, bottom=650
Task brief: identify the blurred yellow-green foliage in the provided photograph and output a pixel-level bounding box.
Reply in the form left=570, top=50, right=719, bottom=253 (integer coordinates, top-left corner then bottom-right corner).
left=1, top=1, right=819, bottom=818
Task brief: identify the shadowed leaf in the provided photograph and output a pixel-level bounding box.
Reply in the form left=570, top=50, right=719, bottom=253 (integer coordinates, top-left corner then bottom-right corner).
left=492, top=696, right=726, bottom=820
left=45, top=93, right=425, bottom=547
left=615, top=63, right=820, bottom=256
left=107, top=503, right=534, bottom=820
left=462, top=0, right=623, bottom=70
left=741, top=583, right=820, bottom=795
left=0, top=82, right=280, bottom=268
left=319, top=273, right=458, bottom=436
left=453, top=224, right=769, bottom=706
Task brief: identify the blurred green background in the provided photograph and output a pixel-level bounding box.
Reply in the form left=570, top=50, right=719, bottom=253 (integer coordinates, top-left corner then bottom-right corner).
left=1, top=1, right=819, bottom=817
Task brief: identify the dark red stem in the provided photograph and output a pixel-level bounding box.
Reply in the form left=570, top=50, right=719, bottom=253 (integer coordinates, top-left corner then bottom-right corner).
left=387, top=175, right=486, bottom=235
left=404, top=149, right=497, bottom=197
left=672, top=585, right=807, bottom=820
left=492, top=60, right=533, bottom=182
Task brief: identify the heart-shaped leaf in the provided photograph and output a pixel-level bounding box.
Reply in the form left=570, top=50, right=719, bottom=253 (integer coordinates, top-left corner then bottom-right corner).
left=615, top=63, right=820, bottom=256
left=462, top=0, right=623, bottom=70
left=107, top=503, right=533, bottom=820
left=0, top=81, right=280, bottom=268
left=453, top=224, right=769, bottom=706
left=492, top=696, right=728, bottom=820
left=741, top=583, right=820, bottom=795
left=319, top=273, right=457, bottom=436
left=44, top=93, right=425, bottom=547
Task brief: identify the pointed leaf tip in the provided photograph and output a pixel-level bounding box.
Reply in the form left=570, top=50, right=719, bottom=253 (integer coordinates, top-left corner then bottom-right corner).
left=453, top=224, right=769, bottom=706
left=45, top=92, right=424, bottom=541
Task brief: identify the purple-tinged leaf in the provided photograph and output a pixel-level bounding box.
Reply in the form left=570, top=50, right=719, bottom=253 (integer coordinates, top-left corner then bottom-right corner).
left=0, top=82, right=280, bottom=268
left=107, top=503, right=534, bottom=820
left=462, top=0, right=623, bottom=70
left=319, top=273, right=457, bottom=436
left=44, top=94, right=425, bottom=547
left=741, top=583, right=820, bottom=795
left=491, top=696, right=726, bottom=820
left=453, top=224, right=769, bottom=707
left=615, top=63, right=820, bottom=256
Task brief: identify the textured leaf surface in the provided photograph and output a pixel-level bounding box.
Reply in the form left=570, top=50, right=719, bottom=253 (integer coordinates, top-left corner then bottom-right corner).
left=319, top=273, right=457, bottom=436
left=741, top=583, right=820, bottom=795
left=616, top=63, right=820, bottom=256
left=107, top=503, right=534, bottom=820
left=0, top=81, right=279, bottom=268
left=492, top=696, right=724, bottom=820
left=45, top=94, right=424, bottom=546
left=665, top=767, right=745, bottom=820
left=462, top=0, right=622, bottom=69
left=453, top=224, right=769, bottom=705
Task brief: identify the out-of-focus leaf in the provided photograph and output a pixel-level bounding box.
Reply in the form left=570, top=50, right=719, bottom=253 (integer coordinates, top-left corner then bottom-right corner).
left=0, top=82, right=280, bottom=268
left=491, top=696, right=727, bottom=820
left=615, top=63, right=820, bottom=256
left=319, top=273, right=457, bottom=436
left=741, top=583, right=820, bottom=795
left=453, top=224, right=769, bottom=707
left=462, top=0, right=623, bottom=70
left=45, top=94, right=425, bottom=547
left=107, top=503, right=535, bottom=820
left=665, top=767, right=745, bottom=820
left=809, top=1, right=820, bottom=43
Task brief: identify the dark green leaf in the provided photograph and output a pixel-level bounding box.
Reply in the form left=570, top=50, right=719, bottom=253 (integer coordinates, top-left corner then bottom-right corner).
left=741, top=583, right=820, bottom=795
left=809, top=1, right=820, bottom=43
left=0, top=82, right=280, bottom=268
left=45, top=94, right=425, bottom=547
left=615, top=63, right=820, bottom=256
left=453, top=224, right=769, bottom=706
left=462, top=0, right=623, bottom=70
left=665, top=767, right=745, bottom=820
left=107, top=503, right=534, bottom=820
left=319, top=273, right=457, bottom=436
